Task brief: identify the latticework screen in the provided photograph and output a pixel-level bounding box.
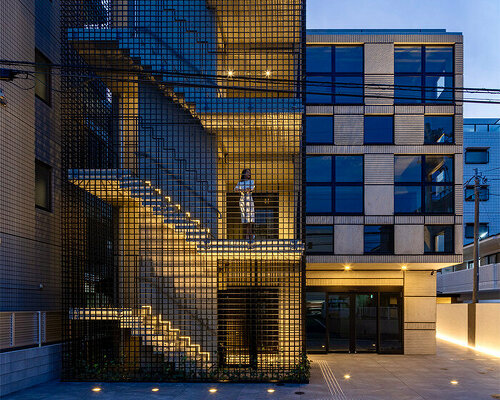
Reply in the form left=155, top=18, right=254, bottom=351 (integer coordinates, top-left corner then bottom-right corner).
left=61, top=0, right=305, bottom=381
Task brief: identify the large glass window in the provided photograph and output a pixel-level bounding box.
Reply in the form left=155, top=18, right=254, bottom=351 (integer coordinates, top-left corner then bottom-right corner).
left=394, top=46, right=453, bottom=104
left=35, top=160, right=52, bottom=211
left=465, top=148, right=489, bottom=164
left=35, top=49, right=51, bottom=105
left=424, top=116, right=454, bottom=144
left=306, top=45, right=363, bottom=105
left=465, top=223, right=489, bottom=239
left=306, top=155, right=363, bottom=214
left=306, top=116, right=333, bottom=144
left=424, top=225, right=454, bottom=253
left=306, top=225, right=334, bottom=254
left=394, top=155, right=454, bottom=214
left=364, top=116, right=393, bottom=144
left=364, top=225, right=394, bottom=254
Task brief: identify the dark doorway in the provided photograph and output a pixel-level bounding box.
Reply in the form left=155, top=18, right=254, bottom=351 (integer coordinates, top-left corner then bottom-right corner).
left=306, top=290, right=402, bottom=354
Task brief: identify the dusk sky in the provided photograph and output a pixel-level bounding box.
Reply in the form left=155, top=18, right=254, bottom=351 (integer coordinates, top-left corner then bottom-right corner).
left=306, top=0, right=500, bottom=118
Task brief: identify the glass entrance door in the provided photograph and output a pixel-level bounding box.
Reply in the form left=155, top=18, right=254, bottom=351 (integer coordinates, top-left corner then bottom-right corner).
left=305, top=292, right=327, bottom=352
left=354, top=294, right=378, bottom=352
left=327, top=294, right=350, bottom=352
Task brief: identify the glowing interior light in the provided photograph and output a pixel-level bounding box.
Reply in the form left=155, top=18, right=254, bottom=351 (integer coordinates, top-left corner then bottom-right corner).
left=145, top=181, right=151, bottom=186
left=265, top=70, right=271, bottom=77
left=267, top=388, right=276, bottom=393
left=344, top=374, right=351, bottom=379
left=450, top=380, right=458, bottom=385
left=227, top=70, right=234, bottom=77
left=209, top=388, right=218, bottom=393
left=185, top=212, right=190, bottom=217
left=92, top=387, right=102, bottom=392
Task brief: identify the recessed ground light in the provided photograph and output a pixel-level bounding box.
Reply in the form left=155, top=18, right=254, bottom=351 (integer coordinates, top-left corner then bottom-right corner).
left=209, top=388, right=218, bottom=393
left=450, top=380, right=459, bottom=385
left=267, top=388, right=275, bottom=393
left=151, top=388, right=159, bottom=392
left=344, top=374, right=351, bottom=379
left=92, top=387, right=102, bottom=392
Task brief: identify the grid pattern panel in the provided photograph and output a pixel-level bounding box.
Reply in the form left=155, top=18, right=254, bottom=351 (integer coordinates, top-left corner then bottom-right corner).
left=61, top=0, right=305, bottom=381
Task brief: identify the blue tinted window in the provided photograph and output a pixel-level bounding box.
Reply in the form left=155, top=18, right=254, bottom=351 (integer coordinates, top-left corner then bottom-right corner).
left=306, top=225, right=334, bottom=253
left=424, top=116, right=454, bottom=144
left=394, top=75, right=421, bottom=103
left=465, top=223, right=488, bottom=239
left=364, top=116, right=393, bottom=144
left=306, top=186, right=332, bottom=213
left=306, top=76, right=332, bottom=104
left=425, top=186, right=454, bottom=213
left=364, top=225, right=394, bottom=254
left=394, top=186, right=422, bottom=213
left=394, top=156, right=421, bottom=182
left=463, top=125, right=475, bottom=133
left=465, top=149, right=489, bottom=164
left=425, top=47, right=453, bottom=73
left=307, top=47, right=332, bottom=73
left=335, top=46, right=363, bottom=73
left=425, top=75, right=453, bottom=103
left=306, top=116, right=333, bottom=144
left=335, top=76, right=363, bottom=104
left=306, top=156, right=332, bottom=183
left=424, top=225, right=453, bottom=253
left=335, top=186, right=363, bottom=213
left=424, top=156, right=453, bottom=183
left=395, top=47, right=422, bottom=73
left=489, top=124, right=500, bottom=133
left=335, top=156, right=363, bottom=182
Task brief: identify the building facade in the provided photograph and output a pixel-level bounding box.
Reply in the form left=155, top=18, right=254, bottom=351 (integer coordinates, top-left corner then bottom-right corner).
left=304, top=29, right=463, bottom=355
left=0, top=0, right=62, bottom=396
left=60, top=0, right=306, bottom=382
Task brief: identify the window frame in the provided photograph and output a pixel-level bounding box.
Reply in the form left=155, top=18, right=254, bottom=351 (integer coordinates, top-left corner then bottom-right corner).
left=306, top=155, right=364, bottom=215
left=394, top=45, right=454, bottom=105
left=424, top=224, right=454, bottom=254
left=364, top=225, right=395, bottom=255
left=306, top=45, right=364, bottom=105
left=364, top=115, right=394, bottom=145
left=35, top=159, right=52, bottom=212
left=424, top=115, right=454, bottom=145
left=305, top=225, right=334, bottom=254
left=35, top=49, right=52, bottom=106
left=394, top=155, right=454, bottom=215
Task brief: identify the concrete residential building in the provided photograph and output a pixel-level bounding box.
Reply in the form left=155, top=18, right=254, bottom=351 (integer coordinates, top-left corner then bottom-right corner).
left=304, top=29, right=464, bottom=355
left=0, top=0, right=62, bottom=396
left=437, top=118, right=500, bottom=302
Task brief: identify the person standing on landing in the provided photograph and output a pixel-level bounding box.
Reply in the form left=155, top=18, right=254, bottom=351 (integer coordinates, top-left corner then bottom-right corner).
left=234, top=168, right=255, bottom=240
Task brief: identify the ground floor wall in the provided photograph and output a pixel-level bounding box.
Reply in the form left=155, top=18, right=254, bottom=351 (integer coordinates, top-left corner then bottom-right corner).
left=306, top=268, right=437, bottom=355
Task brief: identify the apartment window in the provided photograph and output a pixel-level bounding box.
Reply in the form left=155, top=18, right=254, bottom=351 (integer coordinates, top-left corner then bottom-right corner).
left=364, top=116, right=393, bottom=144
left=424, top=225, right=454, bottom=253
left=364, top=225, right=394, bottom=254
left=306, top=45, right=363, bottom=105
left=394, top=46, right=453, bottom=104
left=465, top=185, right=489, bottom=201
left=424, top=116, right=454, bottom=144
left=465, top=223, right=489, bottom=239
left=394, top=155, right=454, bottom=214
left=35, top=160, right=52, bottom=211
left=306, top=225, right=334, bottom=254
left=465, top=148, right=489, bottom=164
left=306, top=155, right=363, bottom=214
left=306, top=115, right=333, bottom=144
left=35, top=49, right=51, bottom=104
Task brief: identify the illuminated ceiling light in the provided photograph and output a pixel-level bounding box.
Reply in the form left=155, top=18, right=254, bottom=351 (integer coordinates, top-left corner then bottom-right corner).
left=401, top=265, right=407, bottom=270
left=344, top=374, right=351, bottom=379
left=450, top=380, right=459, bottom=385
left=185, top=212, right=191, bottom=217
left=267, top=388, right=276, bottom=393
left=344, top=265, right=351, bottom=271
left=91, top=387, right=102, bottom=392
left=209, top=388, right=218, bottom=393
left=151, top=388, right=159, bottom=392
left=265, top=70, right=271, bottom=77
left=227, top=70, right=234, bottom=78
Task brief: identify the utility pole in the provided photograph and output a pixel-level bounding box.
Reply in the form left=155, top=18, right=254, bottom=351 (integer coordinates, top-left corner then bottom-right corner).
left=472, top=168, right=480, bottom=303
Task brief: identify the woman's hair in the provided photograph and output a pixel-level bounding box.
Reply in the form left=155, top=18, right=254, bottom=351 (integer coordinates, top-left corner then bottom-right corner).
left=240, top=168, right=251, bottom=180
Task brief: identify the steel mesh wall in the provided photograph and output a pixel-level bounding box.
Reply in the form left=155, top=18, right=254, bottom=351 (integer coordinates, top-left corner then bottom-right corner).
left=61, top=0, right=305, bottom=381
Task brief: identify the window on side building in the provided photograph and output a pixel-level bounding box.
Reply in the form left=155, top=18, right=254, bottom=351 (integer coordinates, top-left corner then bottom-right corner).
left=464, top=223, right=489, bottom=239
left=424, top=225, right=454, bottom=253
left=35, top=49, right=51, bottom=105
left=35, top=160, right=52, bottom=211
left=465, top=148, right=489, bottom=164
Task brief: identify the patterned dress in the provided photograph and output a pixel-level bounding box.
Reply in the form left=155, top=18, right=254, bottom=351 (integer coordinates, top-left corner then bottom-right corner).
left=234, top=179, right=255, bottom=224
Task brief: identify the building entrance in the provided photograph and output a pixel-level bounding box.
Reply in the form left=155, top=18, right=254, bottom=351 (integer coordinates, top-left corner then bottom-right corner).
left=306, top=290, right=402, bottom=354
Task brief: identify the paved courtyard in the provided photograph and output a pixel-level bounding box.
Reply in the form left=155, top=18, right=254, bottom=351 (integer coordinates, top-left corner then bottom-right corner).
left=5, top=340, right=500, bottom=400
